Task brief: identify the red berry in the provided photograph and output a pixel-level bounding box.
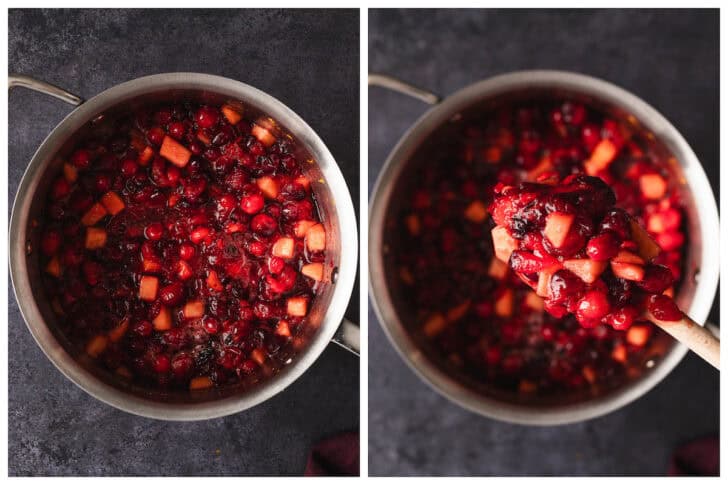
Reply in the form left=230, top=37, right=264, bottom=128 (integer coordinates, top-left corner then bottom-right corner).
left=195, top=106, right=219, bottom=129
left=153, top=354, right=171, bottom=373
left=241, top=194, right=265, bottom=214
left=71, top=149, right=92, bottom=169
left=144, top=222, right=164, bottom=241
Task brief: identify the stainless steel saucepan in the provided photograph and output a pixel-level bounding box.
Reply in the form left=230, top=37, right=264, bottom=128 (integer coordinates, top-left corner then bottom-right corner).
left=10, top=73, right=359, bottom=420
left=369, top=70, right=718, bottom=425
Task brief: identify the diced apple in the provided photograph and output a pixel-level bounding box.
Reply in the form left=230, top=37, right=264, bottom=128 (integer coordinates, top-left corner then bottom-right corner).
left=399, top=266, right=414, bottom=285
left=276, top=320, right=292, bottom=337
left=45, top=256, right=62, bottom=277
left=494, top=288, right=514, bottom=317
left=86, top=335, right=108, bottom=358
left=177, top=260, right=193, bottom=280
left=544, top=212, right=574, bottom=248
left=524, top=291, right=544, bottom=311
left=63, top=162, right=78, bottom=183
left=491, top=226, right=519, bottom=263
left=536, top=268, right=555, bottom=298
left=584, top=139, right=617, bottom=176
left=139, top=275, right=159, bottom=301
left=613, top=249, right=645, bottom=265
left=446, top=300, right=470, bottom=322
left=183, top=300, right=205, bottom=319
left=256, top=176, right=279, bottom=199
left=160, top=135, right=192, bottom=168
left=252, top=124, right=276, bottom=146
left=100, top=191, right=125, bottom=215
left=206, top=270, right=224, bottom=292
left=563, top=259, right=607, bottom=284
left=189, top=376, right=214, bottom=390
left=488, top=257, right=509, bottom=280
left=81, top=202, right=108, bottom=226
left=464, top=200, right=488, bottom=223
left=251, top=348, right=266, bottom=365
left=221, top=104, right=243, bottom=125
left=405, top=214, right=421, bottom=236
left=287, top=296, right=308, bottom=317
left=526, top=156, right=554, bottom=181
left=116, top=366, right=132, bottom=378
left=519, top=380, right=537, bottom=393
left=108, top=318, right=129, bottom=342
left=611, top=343, right=627, bottom=363
left=301, top=262, right=324, bottom=282
left=306, top=224, right=326, bottom=252
left=153, top=306, right=172, bottom=331
left=629, top=219, right=661, bottom=261
left=582, top=365, right=596, bottom=384
left=610, top=262, right=645, bottom=281
left=423, top=312, right=447, bottom=338
left=294, top=220, right=317, bottom=238
left=639, top=174, right=667, bottom=200
left=85, top=227, right=107, bottom=249
left=626, top=324, right=651, bottom=347
left=139, top=146, right=154, bottom=165
left=272, top=237, right=295, bottom=259
left=294, top=175, right=311, bottom=191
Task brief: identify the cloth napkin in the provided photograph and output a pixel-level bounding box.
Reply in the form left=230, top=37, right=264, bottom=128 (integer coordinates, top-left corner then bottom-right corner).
left=668, top=436, right=719, bottom=476
left=304, top=431, right=359, bottom=476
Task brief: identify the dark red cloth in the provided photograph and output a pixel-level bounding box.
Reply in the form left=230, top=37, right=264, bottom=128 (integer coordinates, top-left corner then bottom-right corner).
left=668, top=436, right=719, bottom=476
left=304, top=432, right=359, bottom=476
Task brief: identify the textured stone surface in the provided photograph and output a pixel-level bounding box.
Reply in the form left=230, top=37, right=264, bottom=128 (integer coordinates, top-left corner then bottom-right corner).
left=368, top=9, right=719, bottom=476
left=9, top=8, right=359, bottom=476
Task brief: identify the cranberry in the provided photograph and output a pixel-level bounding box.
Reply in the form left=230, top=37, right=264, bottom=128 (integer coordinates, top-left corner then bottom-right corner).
left=241, top=194, right=265, bottom=214
left=203, top=316, right=220, bottom=334
left=170, top=352, right=194, bottom=378
left=195, top=106, right=219, bottom=129
left=167, top=121, right=186, bottom=140
left=637, top=264, right=674, bottom=293
left=250, top=214, right=277, bottom=236
left=41, top=229, right=62, bottom=256
left=159, top=282, right=185, bottom=306
left=549, top=270, right=586, bottom=304
left=144, top=222, right=164, bottom=241
left=189, top=226, right=211, bottom=244
left=51, top=178, right=71, bottom=200
left=121, top=158, right=138, bottom=177
left=183, top=176, right=207, bottom=201
left=648, top=294, right=683, bottom=321
left=600, top=208, right=632, bottom=240
left=586, top=231, right=620, bottom=261
left=179, top=243, right=195, bottom=261
left=71, top=149, right=92, bottom=169
left=153, top=354, right=171, bottom=373
left=575, top=291, right=610, bottom=325
left=606, top=306, right=639, bottom=330
left=147, top=126, right=166, bottom=146
left=132, top=320, right=153, bottom=337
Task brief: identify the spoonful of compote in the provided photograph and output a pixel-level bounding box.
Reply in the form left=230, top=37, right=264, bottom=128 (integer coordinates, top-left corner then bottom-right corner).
left=490, top=174, right=719, bottom=369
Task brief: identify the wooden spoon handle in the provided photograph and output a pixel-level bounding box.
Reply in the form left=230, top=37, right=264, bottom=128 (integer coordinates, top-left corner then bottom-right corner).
left=648, top=313, right=720, bottom=370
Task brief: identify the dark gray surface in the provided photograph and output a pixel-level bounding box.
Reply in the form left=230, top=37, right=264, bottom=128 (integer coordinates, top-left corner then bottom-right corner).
left=368, top=9, right=719, bottom=476
left=9, top=9, right=359, bottom=476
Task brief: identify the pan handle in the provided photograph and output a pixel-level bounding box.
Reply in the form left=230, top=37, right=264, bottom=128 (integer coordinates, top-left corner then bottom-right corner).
left=9, top=74, right=83, bottom=106
left=368, top=73, right=440, bottom=105
left=332, top=318, right=359, bottom=356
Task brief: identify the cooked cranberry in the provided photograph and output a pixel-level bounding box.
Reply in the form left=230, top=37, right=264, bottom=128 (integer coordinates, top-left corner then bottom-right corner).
left=189, top=226, right=211, bottom=244
left=606, top=306, right=639, bottom=330
left=41, top=229, right=62, bottom=256
left=159, top=282, right=185, bottom=306
left=170, top=352, right=194, bottom=378
left=241, top=194, right=265, bottom=214
left=648, top=294, right=683, bottom=321
left=121, top=158, right=138, bottom=177
left=203, top=316, right=220, bottom=334
left=600, top=208, right=632, bottom=240
left=250, top=214, right=277, bottom=236
left=167, top=121, right=186, bottom=140
left=153, top=354, right=171, bottom=373
left=147, top=126, right=166, bottom=146
left=71, top=149, right=92, bottom=169
left=586, top=231, right=620, bottom=261
left=179, top=243, right=195, bottom=261
left=132, top=320, right=153, bottom=337
left=154, top=108, right=173, bottom=125
left=144, top=222, right=164, bottom=241
left=196, top=106, right=219, bottom=129
left=51, top=177, right=71, bottom=200
left=549, top=270, right=586, bottom=303
left=575, top=291, right=610, bottom=326
left=637, top=264, right=674, bottom=293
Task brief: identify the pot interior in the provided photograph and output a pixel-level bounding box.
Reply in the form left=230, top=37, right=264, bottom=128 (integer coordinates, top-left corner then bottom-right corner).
left=379, top=86, right=701, bottom=408
left=20, top=87, right=342, bottom=404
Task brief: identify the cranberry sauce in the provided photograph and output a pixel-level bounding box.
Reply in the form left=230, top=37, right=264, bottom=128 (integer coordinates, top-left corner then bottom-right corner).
left=490, top=174, right=681, bottom=329
left=39, top=101, right=329, bottom=392
left=391, top=100, right=686, bottom=396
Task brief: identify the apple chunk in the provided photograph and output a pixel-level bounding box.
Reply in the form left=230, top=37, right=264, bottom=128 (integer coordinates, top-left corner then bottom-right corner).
left=272, top=237, right=295, bottom=259
left=494, top=288, right=514, bottom=317
left=629, top=219, right=661, bottom=261
left=139, top=275, right=159, bottom=301
left=544, top=212, right=574, bottom=248
left=287, top=296, right=308, bottom=317
left=639, top=174, right=667, bottom=200
left=463, top=200, right=488, bottom=223
left=183, top=300, right=205, bottom=319
left=306, top=224, right=326, bottom=252
left=160, top=136, right=192, bottom=168
left=81, top=202, right=108, bottom=226
left=491, top=226, right=519, bottom=263
left=301, top=262, right=324, bottom=281
left=611, top=261, right=645, bottom=281
left=85, top=227, right=107, bottom=249
left=563, top=259, right=607, bottom=284
left=153, top=306, right=172, bottom=331
left=584, top=139, right=617, bottom=176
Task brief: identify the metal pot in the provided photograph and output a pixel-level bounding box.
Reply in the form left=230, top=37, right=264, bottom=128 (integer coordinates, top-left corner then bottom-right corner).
left=369, top=70, right=718, bottom=425
left=9, top=73, right=359, bottom=420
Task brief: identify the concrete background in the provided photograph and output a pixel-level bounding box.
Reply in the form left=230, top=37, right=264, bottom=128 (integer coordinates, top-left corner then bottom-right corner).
left=368, top=9, right=719, bottom=476
left=9, top=9, right=359, bottom=476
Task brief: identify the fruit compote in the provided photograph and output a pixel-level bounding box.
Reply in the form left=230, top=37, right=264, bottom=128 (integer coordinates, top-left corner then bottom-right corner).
left=391, top=99, right=687, bottom=398
left=39, top=100, right=329, bottom=392
left=489, top=174, right=683, bottom=328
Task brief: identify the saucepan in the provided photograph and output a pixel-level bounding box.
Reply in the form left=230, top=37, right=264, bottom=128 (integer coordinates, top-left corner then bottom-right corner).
left=369, top=70, right=719, bottom=425
left=9, top=73, right=359, bottom=420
